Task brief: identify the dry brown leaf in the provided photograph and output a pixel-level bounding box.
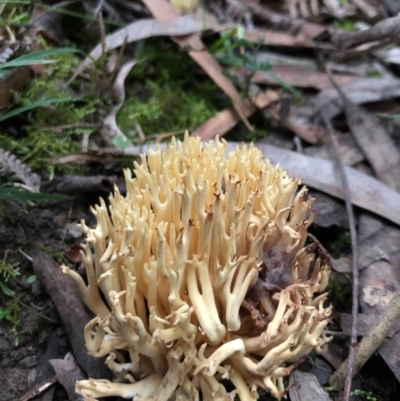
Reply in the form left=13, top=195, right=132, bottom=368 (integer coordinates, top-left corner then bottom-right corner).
left=100, top=60, right=136, bottom=146
left=29, top=2, right=65, bottom=45
left=252, top=66, right=360, bottom=90
left=192, top=107, right=252, bottom=141
left=289, top=371, right=332, bottom=401
left=245, top=1, right=327, bottom=40
left=140, top=0, right=252, bottom=130
left=50, top=353, right=86, bottom=401
left=268, top=105, right=326, bottom=144
left=314, top=76, right=400, bottom=120
left=334, top=225, right=400, bottom=274
left=341, top=98, right=400, bottom=191
left=304, top=134, right=364, bottom=166
left=244, top=29, right=318, bottom=48
left=192, top=91, right=278, bottom=140
left=0, top=66, right=30, bottom=109
left=71, top=14, right=229, bottom=80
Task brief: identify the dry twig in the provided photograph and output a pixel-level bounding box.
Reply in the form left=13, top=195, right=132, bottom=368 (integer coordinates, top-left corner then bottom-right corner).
left=334, top=13, right=400, bottom=49
left=330, top=292, right=400, bottom=389
left=322, top=71, right=359, bottom=401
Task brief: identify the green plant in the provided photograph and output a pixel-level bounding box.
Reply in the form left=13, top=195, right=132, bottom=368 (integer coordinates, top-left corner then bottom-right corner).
left=209, top=27, right=271, bottom=99
left=116, top=41, right=223, bottom=138
left=0, top=252, right=21, bottom=342
left=0, top=48, right=99, bottom=175
left=351, top=389, right=380, bottom=401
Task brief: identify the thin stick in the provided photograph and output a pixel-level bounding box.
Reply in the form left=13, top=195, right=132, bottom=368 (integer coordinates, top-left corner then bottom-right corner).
left=320, top=102, right=359, bottom=400
left=330, top=292, right=400, bottom=388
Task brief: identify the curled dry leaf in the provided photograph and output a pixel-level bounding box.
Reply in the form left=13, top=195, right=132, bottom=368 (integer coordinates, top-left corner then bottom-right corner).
left=71, top=14, right=230, bottom=82
left=101, top=60, right=136, bottom=146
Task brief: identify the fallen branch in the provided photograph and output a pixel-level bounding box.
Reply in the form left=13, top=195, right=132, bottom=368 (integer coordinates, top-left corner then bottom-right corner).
left=329, top=292, right=400, bottom=390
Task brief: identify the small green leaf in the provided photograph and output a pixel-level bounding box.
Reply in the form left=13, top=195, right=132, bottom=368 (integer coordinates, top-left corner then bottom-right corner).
left=27, top=275, right=37, bottom=284
left=0, top=48, right=82, bottom=70
left=0, top=282, right=15, bottom=297
left=112, top=136, right=132, bottom=149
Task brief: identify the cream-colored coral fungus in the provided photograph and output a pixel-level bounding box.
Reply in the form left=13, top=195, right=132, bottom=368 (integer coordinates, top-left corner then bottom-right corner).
left=62, top=135, right=332, bottom=401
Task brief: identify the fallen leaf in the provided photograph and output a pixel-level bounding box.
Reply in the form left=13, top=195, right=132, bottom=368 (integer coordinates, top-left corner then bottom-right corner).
left=268, top=105, right=326, bottom=144
left=50, top=353, right=86, bottom=401
left=304, top=134, right=364, bottom=166
left=244, top=29, right=321, bottom=48
left=71, top=14, right=230, bottom=80
left=29, top=3, right=65, bottom=45
left=100, top=60, right=136, bottom=146
left=289, top=371, right=333, bottom=401
left=379, top=331, right=400, bottom=382
left=192, top=90, right=278, bottom=140
left=192, top=106, right=251, bottom=141
left=252, top=66, right=360, bottom=90
left=334, top=225, right=400, bottom=273
left=0, top=66, right=30, bottom=109
left=341, top=98, right=400, bottom=191
left=313, top=76, right=400, bottom=120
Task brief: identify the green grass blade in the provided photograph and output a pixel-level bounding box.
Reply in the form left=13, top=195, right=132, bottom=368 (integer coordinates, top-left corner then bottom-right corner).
left=0, top=97, right=77, bottom=122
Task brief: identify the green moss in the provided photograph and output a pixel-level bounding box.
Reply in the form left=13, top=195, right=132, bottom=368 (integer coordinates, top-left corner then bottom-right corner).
left=334, top=19, right=356, bottom=32
left=0, top=49, right=99, bottom=174
left=0, top=254, right=21, bottom=344
left=117, top=41, right=225, bottom=138
left=38, top=244, right=67, bottom=264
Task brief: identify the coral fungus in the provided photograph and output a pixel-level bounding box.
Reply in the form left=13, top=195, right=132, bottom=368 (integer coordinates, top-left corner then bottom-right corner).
left=62, top=135, right=332, bottom=400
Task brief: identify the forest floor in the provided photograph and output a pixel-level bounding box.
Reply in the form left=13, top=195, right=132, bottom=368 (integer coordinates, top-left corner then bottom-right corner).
left=2, top=1, right=400, bottom=401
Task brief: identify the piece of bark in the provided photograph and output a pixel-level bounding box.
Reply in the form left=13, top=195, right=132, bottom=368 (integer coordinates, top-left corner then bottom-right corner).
left=30, top=247, right=110, bottom=380
left=50, top=353, right=86, bottom=401
left=56, top=175, right=118, bottom=194
left=20, top=333, right=58, bottom=401
left=289, top=371, right=333, bottom=401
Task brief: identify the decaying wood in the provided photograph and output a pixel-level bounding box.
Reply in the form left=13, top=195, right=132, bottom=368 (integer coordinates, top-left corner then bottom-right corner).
left=30, top=247, right=111, bottom=380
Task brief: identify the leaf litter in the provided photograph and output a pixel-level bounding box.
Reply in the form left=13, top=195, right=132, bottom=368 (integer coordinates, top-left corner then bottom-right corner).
left=3, top=0, right=400, bottom=400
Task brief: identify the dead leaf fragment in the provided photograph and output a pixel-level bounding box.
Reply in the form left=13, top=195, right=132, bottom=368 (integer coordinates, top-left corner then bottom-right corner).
left=0, top=66, right=30, bottom=109
left=342, top=99, right=400, bottom=191
left=314, top=77, right=400, bottom=120
left=50, top=353, right=86, bottom=401
left=72, top=14, right=230, bottom=80
left=289, top=371, right=332, bottom=401
left=252, top=66, right=360, bottom=90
